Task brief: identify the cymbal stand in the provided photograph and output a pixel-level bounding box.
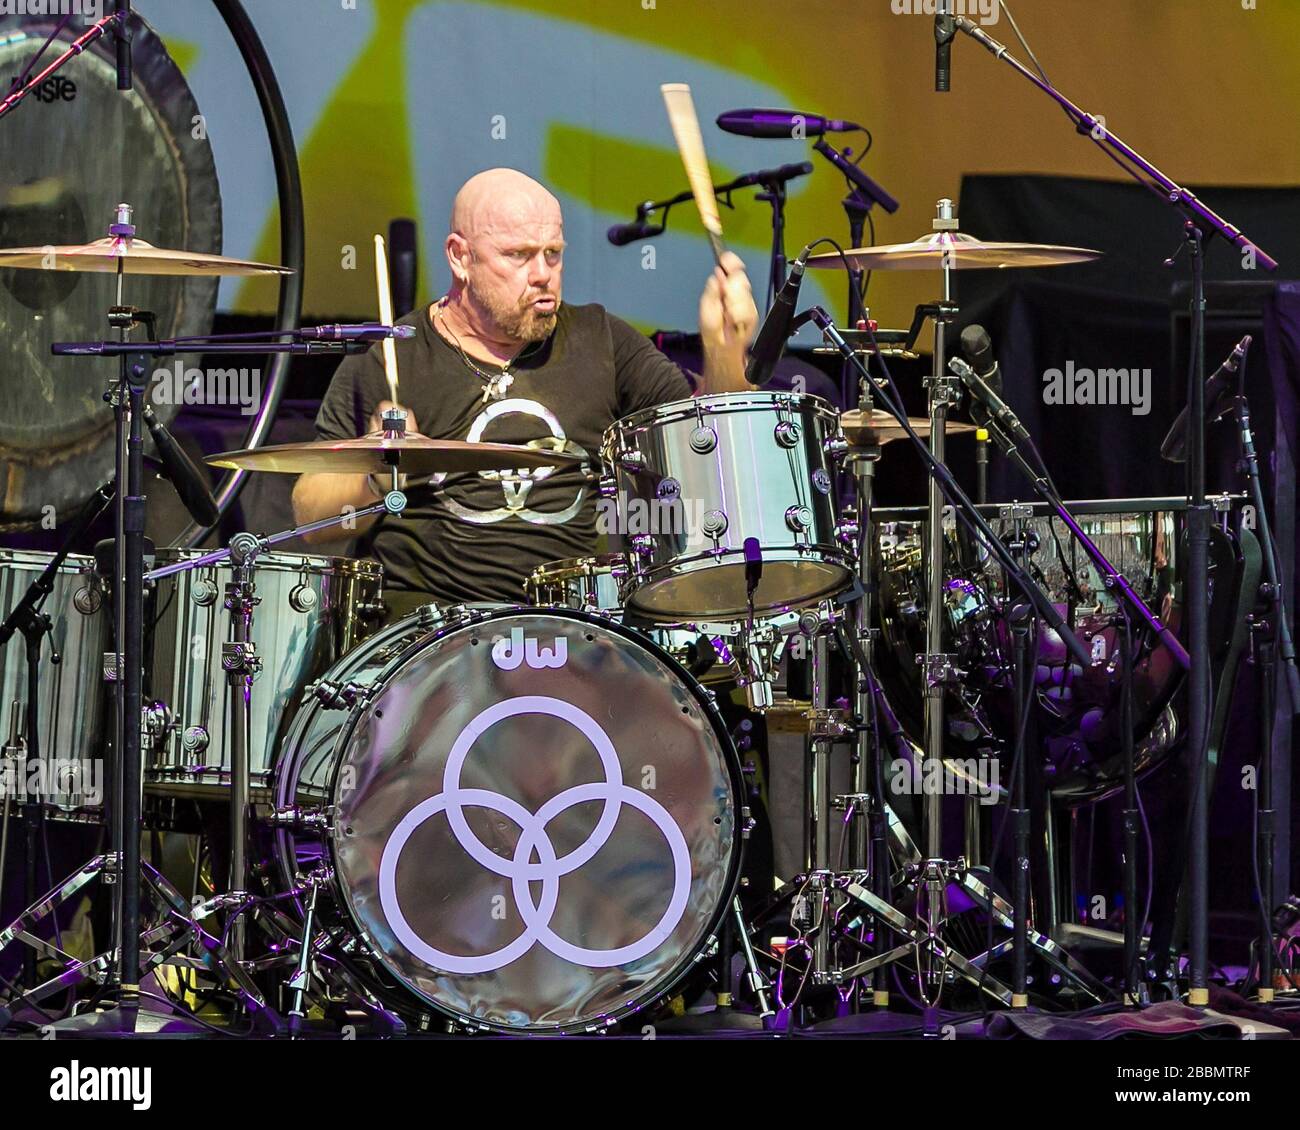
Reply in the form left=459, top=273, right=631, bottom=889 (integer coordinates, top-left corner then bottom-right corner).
left=917, top=199, right=963, bottom=1005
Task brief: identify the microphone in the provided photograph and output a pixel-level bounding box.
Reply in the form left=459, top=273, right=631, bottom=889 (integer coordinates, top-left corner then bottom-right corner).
left=115, top=2, right=132, bottom=91
left=607, top=216, right=665, bottom=247
left=953, top=324, right=1029, bottom=444
left=387, top=218, right=418, bottom=319
left=142, top=404, right=220, bottom=528
left=716, top=109, right=863, bottom=139
left=294, top=323, right=416, bottom=342
left=1160, top=334, right=1252, bottom=463
left=745, top=243, right=813, bottom=386
left=935, top=1, right=955, bottom=93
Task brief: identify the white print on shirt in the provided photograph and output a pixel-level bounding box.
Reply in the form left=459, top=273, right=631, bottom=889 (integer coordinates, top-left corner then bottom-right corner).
left=433, top=398, right=592, bottom=526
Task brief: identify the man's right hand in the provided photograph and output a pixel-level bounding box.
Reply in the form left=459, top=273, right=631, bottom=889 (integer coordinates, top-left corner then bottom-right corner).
left=293, top=399, right=424, bottom=545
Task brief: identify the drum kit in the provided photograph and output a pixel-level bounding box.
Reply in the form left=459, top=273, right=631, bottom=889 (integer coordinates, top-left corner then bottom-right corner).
left=0, top=182, right=1274, bottom=1039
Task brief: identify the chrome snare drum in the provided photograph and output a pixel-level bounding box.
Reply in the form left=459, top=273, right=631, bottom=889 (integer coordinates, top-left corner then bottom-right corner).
left=145, top=550, right=382, bottom=798
left=271, top=604, right=743, bottom=1033
left=525, top=554, right=626, bottom=611
left=0, top=550, right=107, bottom=820
left=602, top=391, right=854, bottom=621
left=526, top=554, right=721, bottom=680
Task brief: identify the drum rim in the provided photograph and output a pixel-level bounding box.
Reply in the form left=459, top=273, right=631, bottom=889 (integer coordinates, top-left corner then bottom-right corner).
left=288, top=602, right=746, bottom=1033
left=154, top=546, right=384, bottom=578
left=609, top=388, right=840, bottom=433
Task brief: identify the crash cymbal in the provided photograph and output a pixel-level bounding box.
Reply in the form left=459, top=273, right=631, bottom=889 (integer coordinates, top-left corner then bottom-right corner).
left=0, top=236, right=292, bottom=277
left=206, top=434, right=583, bottom=476
left=807, top=231, right=1101, bottom=272
left=841, top=408, right=978, bottom=447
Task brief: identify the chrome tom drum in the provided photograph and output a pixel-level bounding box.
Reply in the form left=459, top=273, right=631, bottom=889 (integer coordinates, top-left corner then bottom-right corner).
left=603, top=391, right=854, bottom=621
left=145, top=550, right=382, bottom=798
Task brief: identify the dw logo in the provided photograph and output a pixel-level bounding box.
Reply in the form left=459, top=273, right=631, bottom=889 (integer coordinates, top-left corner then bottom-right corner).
left=491, top=626, right=568, bottom=671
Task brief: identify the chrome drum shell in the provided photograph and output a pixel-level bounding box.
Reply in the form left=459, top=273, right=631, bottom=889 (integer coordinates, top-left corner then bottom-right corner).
left=604, top=391, right=853, bottom=621
left=144, top=550, right=382, bottom=798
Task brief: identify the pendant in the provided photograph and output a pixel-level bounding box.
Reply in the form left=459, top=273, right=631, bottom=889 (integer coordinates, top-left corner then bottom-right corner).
left=483, top=371, right=514, bottom=403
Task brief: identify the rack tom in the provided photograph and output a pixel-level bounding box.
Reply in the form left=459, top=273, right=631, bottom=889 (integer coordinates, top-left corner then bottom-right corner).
left=602, top=391, right=854, bottom=621
left=144, top=550, right=382, bottom=799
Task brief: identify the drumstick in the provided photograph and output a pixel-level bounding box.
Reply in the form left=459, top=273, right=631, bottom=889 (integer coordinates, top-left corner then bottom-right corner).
left=660, top=83, right=727, bottom=268
left=373, top=233, right=400, bottom=404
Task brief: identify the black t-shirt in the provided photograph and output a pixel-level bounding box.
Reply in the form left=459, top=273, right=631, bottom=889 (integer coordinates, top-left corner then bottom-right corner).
left=314, top=302, right=691, bottom=603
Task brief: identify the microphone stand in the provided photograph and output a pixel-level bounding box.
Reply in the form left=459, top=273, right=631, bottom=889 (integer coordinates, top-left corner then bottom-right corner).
left=0, top=8, right=127, bottom=122
left=974, top=410, right=1178, bottom=1005
left=953, top=11, right=1277, bottom=1010
left=1231, top=375, right=1300, bottom=1001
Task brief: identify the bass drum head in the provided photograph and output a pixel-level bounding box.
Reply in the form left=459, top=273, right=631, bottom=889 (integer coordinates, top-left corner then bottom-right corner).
left=325, top=607, right=741, bottom=1032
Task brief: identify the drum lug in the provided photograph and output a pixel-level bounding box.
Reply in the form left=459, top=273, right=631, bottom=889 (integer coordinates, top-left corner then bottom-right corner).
left=629, top=534, right=656, bottom=557
left=598, top=473, right=618, bottom=499
left=181, top=725, right=209, bottom=754
left=272, top=805, right=335, bottom=834
left=823, top=434, right=849, bottom=460
left=836, top=509, right=861, bottom=545
left=689, top=425, right=717, bottom=454
left=618, top=449, right=647, bottom=472
left=740, top=804, right=755, bottom=839
left=72, top=580, right=103, bottom=615
left=785, top=505, right=813, bottom=534
left=289, top=583, right=319, bottom=613
left=142, top=701, right=173, bottom=747
left=311, top=679, right=367, bottom=710
left=774, top=420, right=801, bottom=448
left=701, top=509, right=728, bottom=540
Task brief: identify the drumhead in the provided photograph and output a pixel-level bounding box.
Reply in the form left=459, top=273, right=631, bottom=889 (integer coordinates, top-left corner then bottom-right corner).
left=314, top=606, right=742, bottom=1032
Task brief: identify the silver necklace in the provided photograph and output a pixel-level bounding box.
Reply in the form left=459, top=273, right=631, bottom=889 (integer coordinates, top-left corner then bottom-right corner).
left=434, top=300, right=539, bottom=403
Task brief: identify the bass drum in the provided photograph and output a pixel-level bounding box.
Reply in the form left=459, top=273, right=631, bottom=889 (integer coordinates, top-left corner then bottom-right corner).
left=271, top=604, right=743, bottom=1033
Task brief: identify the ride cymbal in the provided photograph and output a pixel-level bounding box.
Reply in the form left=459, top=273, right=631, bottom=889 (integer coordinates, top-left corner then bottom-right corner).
left=808, top=231, right=1100, bottom=272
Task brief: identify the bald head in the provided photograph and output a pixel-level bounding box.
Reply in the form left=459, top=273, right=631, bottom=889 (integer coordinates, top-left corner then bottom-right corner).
left=443, top=168, right=566, bottom=345
left=450, top=168, right=563, bottom=241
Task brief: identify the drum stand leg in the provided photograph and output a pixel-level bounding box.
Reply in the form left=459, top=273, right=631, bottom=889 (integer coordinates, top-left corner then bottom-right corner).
left=731, top=896, right=774, bottom=1019
left=0, top=854, right=282, bottom=1033
left=286, top=869, right=323, bottom=1038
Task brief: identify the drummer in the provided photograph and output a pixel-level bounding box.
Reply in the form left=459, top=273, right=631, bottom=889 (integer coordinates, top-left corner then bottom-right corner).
left=293, top=167, right=757, bottom=619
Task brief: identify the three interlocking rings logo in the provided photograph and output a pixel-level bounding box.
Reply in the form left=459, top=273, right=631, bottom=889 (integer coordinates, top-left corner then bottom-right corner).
left=378, top=695, right=690, bottom=974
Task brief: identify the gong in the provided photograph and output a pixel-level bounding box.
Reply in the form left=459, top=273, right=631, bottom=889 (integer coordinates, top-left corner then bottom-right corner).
left=0, top=12, right=221, bottom=521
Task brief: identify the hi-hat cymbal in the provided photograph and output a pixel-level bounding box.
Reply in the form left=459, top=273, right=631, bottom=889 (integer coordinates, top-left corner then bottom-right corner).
left=0, top=237, right=292, bottom=277
left=206, top=434, right=583, bottom=476
left=841, top=409, right=978, bottom=448
left=807, top=231, right=1101, bottom=272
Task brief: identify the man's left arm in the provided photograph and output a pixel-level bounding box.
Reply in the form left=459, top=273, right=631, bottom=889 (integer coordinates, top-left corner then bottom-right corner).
left=697, top=250, right=759, bottom=394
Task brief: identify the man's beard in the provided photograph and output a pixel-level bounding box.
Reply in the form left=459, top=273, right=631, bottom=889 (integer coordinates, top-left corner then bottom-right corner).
left=471, top=282, right=559, bottom=343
